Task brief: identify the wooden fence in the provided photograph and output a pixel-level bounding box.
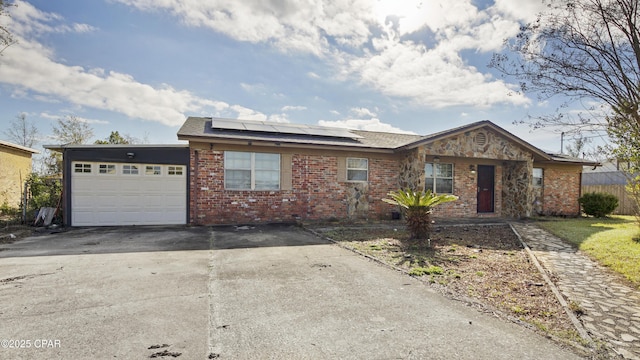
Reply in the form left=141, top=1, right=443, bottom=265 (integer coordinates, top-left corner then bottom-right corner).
left=581, top=184, right=638, bottom=215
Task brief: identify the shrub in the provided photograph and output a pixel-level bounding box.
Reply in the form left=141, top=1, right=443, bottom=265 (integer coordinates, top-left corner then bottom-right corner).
left=382, top=189, right=458, bottom=244
left=25, top=174, right=62, bottom=222
left=578, top=192, right=618, bottom=218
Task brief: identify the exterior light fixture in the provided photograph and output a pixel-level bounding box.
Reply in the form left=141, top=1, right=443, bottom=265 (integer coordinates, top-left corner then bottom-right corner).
left=126, top=152, right=135, bottom=159
left=469, top=164, right=476, bottom=174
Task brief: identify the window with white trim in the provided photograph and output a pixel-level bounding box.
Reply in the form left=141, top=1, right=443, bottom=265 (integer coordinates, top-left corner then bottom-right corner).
left=145, top=165, right=162, bottom=175
left=347, top=158, right=368, bottom=182
left=98, top=164, right=116, bottom=174
left=167, top=166, right=183, bottom=176
left=425, top=163, right=454, bottom=194
left=74, top=163, right=92, bottom=174
left=533, top=168, right=543, bottom=187
left=122, top=164, right=139, bottom=175
left=224, top=151, right=280, bottom=190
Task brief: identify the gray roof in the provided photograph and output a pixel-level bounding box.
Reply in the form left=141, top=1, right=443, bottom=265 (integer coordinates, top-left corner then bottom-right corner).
left=177, top=117, right=600, bottom=166
left=0, top=140, right=40, bottom=154
left=543, top=153, right=599, bottom=166
left=177, top=117, right=423, bottom=150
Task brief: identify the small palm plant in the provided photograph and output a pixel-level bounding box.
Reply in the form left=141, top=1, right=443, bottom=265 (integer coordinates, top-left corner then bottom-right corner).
left=383, top=189, right=458, bottom=243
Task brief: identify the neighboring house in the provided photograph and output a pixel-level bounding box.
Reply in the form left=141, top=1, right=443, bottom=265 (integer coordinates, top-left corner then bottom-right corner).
left=47, top=118, right=597, bottom=227
left=582, top=161, right=636, bottom=215
left=0, top=140, right=39, bottom=208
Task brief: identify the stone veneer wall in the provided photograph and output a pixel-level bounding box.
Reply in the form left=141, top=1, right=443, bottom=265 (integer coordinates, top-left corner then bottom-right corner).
left=502, top=160, right=534, bottom=218
left=399, top=128, right=533, bottom=218
left=189, top=145, right=400, bottom=224
left=536, top=164, right=583, bottom=216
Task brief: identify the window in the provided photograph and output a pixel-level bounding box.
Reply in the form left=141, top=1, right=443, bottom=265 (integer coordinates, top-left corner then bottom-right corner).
left=122, top=165, right=139, bottom=175
left=168, top=166, right=183, bottom=176
left=145, top=165, right=162, bottom=175
left=74, top=163, right=91, bottom=173
left=347, top=158, right=368, bottom=181
left=224, top=151, right=280, bottom=190
left=425, top=163, right=454, bottom=194
left=99, top=164, right=116, bottom=174
left=533, top=168, right=543, bottom=187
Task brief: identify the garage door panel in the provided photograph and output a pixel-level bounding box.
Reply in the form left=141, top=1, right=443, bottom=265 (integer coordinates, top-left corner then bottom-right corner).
left=71, top=162, right=187, bottom=226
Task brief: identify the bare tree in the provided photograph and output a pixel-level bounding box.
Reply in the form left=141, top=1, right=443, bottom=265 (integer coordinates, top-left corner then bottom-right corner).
left=565, top=136, right=592, bottom=159
left=490, top=0, right=640, bottom=134
left=491, top=0, right=640, bottom=218
left=4, top=113, right=39, bottom=148
left=51, top=115, right=94, bottom=145
left=0, top=0, right=16, bottom=55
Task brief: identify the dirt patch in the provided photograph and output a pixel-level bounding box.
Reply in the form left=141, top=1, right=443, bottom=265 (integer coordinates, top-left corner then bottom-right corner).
left=0, top=224, right=33, bottom=245
left=316, top=224, right=581, bottom=344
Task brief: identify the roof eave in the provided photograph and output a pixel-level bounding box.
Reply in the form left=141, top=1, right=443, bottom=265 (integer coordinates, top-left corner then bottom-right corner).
left=177, top=135, right=396, bottom=154
left=0, top=140, right=40, bottom=154
left=395, top=120, right=552, bottom=160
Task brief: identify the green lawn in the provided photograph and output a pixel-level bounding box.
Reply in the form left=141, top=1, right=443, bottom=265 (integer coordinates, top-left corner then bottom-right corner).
left=537, top=216, right=640, bottom=286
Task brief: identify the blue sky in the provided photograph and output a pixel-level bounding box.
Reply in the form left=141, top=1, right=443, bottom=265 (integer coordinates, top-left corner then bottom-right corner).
left=0, top=0, right=584, bottom=153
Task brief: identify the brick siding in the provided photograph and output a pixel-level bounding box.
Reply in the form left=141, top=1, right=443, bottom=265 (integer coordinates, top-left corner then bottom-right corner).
left=189, top=145, right=583, bottom=224
left=538, top=165, right=582, bottom=216
left=190, top=147, right=400, bottom=225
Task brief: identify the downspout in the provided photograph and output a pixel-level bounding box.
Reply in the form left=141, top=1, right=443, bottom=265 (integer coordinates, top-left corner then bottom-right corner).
left=578, top=169, right=583, bottom=216
left=193, top=149, right=199, bottom=225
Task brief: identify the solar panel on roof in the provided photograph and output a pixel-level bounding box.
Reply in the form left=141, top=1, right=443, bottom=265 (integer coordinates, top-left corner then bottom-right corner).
left=211, top=118, right=362, bottom=139
left=213, top=118, right=245, bottom=130
left=272, top=125, right=307, bottom=135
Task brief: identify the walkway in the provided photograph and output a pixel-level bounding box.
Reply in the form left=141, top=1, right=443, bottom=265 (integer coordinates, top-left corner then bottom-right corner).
left=512, top=223, right=640, bottom=360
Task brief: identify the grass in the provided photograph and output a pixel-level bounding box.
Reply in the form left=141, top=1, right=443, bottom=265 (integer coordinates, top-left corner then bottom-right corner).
left=537, top=215, right=640, bottom=286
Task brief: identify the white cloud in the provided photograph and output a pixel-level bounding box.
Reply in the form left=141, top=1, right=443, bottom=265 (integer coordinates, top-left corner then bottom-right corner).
left=114, top=0, right=375, bottom=55
left=267, top=113, right=290, bottom=123
left=350, top=107, right=377, bottom=117
left=0, top=2, right=272, bottom=127
left=228, top=105, right=267, bottom=121
left=40, top=112, right=110, bottom=125
left=318, top=118, right=415, bottom=134
left=113, top=0, right=532, bottom=110
left=281, top=105, right=307, bottom=112
left=349, top=36, right=530, bottom=108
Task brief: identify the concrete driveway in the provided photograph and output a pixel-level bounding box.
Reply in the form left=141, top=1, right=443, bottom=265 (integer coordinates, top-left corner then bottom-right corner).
left=0, top=225, right=582, bottom=359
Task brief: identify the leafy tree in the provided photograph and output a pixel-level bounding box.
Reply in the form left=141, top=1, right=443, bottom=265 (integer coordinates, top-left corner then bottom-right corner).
left=51, top=115, right=94, bottom=145
left=3, top=113, right=39, bottom=148
left=382, top=189, right=458, bottom=245
left=94, top=131, right=135, bottom=144
left=24, top=173, right=62, bottom=223
left=491, top=0, right=640, bottom=133
left=0, top=0, right=16, bottom=55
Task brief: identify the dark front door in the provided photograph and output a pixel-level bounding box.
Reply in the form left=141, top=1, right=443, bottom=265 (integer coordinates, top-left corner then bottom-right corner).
left=477, top=165, right=494, bottom=213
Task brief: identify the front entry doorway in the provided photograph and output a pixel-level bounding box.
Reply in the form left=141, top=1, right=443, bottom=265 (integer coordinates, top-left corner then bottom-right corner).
left=477, top=165, right=495, bottom=213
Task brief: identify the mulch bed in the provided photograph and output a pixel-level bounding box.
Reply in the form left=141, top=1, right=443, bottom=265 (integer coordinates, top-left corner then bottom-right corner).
left=316, top=224, right=580, bottom=342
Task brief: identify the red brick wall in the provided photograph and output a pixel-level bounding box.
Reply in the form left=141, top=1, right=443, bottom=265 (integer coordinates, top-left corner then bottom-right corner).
left=188, top=145, right=583, bottom=223
left=190, top=147, right=400, bottom=225
left=431, top=160, right=503, bottom=218
left=539, top=165, right=582, bottom=216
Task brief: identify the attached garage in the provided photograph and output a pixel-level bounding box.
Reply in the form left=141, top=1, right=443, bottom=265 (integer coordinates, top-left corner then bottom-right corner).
left=46, top=145, right=190, bottom=227
left=71, top=162, right=186, bottom=226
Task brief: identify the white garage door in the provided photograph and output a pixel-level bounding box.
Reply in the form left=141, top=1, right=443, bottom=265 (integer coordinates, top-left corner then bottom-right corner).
left=71, top=162, right=187, bottom=226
